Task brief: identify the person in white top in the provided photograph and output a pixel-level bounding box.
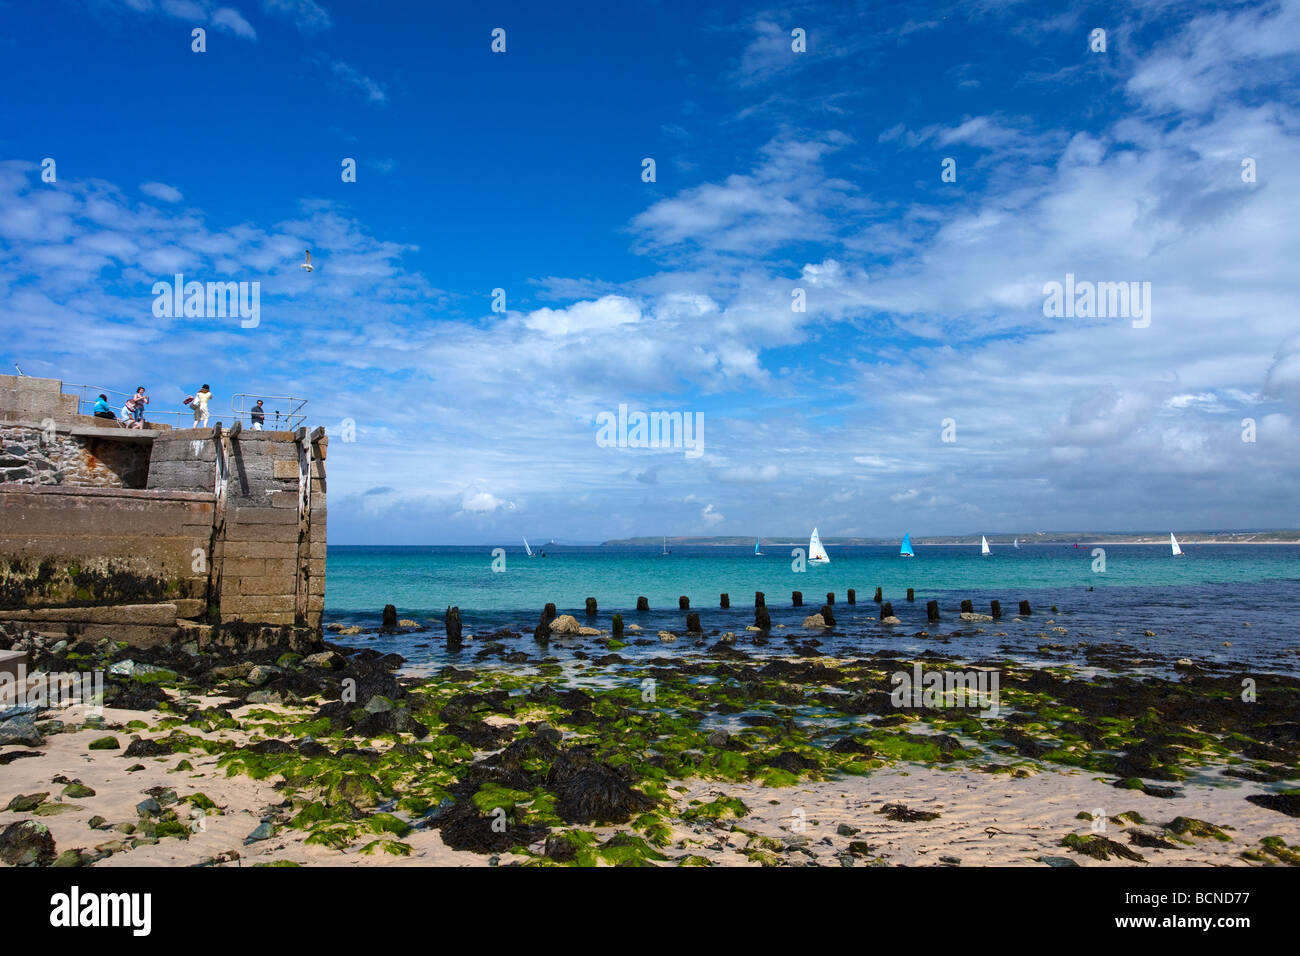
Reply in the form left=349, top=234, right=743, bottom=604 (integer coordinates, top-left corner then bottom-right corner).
left=191, top=384, right=212, bottom=427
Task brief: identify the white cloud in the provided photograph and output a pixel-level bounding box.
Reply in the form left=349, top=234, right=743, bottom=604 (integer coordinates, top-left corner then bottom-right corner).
left=326, top=59, right=387, bottom=104
left=524, top=296, right=640, bottom=335
left=139, top=182, right=182, bottom=203
left=262, top=0, right=331, bottom=32
left=458, top=491, right=516, bottom=514
left=210, top=6, right=255, bottom=37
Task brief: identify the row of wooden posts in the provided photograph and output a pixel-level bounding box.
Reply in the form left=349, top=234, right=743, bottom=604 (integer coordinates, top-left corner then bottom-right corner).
left=433, top=591, right=1034, bottom=648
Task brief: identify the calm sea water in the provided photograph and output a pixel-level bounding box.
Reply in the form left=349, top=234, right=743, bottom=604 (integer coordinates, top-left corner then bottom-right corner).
left=324, top=544, right=1300, bottom=676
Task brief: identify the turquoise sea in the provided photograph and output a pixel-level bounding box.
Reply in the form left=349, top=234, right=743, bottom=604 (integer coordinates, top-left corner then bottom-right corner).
left=323, top=544, right=1300, bottom=676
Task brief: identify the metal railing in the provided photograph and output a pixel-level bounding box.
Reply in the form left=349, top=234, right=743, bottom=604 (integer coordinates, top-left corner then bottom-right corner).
left=65, top=385, right=309, bottom=431
left=230, top=393, right=309, bottom=431
left=65, top=384, right=190, bottom=428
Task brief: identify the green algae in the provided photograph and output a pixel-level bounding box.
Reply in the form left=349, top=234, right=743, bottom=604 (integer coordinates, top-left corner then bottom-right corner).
left=681, top=795, right=749, bottom=821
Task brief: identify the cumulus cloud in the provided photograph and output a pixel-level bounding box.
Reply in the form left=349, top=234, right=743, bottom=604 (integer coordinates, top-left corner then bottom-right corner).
left=458, top=491, right=516, bottom=514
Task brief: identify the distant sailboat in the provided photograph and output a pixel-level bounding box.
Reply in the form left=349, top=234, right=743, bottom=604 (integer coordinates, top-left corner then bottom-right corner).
left=523, top=536, right=534, bottom=557
left=1170, top=532, right=1183, bottom=557
left=981, top=535, right=991, bottom=556
left=808, top=527, right=830, bottom=564
left=900, top=532, right=914, bottom=558
left=662, top=536, right=672, bottom=555
left=1013, top=538, right=1020, bottom=549
left=754, top=536, right=763, bottom=556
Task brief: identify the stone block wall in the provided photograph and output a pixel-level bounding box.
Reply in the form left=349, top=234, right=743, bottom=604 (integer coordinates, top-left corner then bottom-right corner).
left=0, top=423, right=151, bottom=488
left=0, top=486, right=213, bottom=611
left=0, top=374, right=79, bottom=422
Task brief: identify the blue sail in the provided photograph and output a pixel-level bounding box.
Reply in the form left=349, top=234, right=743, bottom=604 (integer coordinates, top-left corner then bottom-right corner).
left=900, top=533, right=914, bottom=556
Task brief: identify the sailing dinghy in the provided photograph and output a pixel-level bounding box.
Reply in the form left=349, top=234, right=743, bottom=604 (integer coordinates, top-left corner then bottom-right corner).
left=981, top=535, right=991, bottom=556
left=808, top=527, right=830, bottom=564
left=1170, top=532, right=1183, bottom=556
left=900, top=533, right=914, bottom=558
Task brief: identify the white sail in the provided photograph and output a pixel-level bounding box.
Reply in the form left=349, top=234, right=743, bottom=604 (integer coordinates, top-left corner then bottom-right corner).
left=981, top=535, right=991, bottom=555
left=808, top=527, right=830, bottom=563
left=1013, top=538, right=1020, bottom=549
left=1170, top=532, right=1183, bottom=556
left=523, top=536, right=533, bottom=557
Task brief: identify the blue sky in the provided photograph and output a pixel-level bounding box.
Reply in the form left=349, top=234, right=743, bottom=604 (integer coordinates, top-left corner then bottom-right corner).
left=2, top=0, right=1298, bottom=543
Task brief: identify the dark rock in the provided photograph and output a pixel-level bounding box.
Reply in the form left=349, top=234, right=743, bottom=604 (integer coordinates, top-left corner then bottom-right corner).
left=436, top=800, right=548, bottom=854
left=1245, top=793, right=1300, bottom=817
left=0, top=820, right=55, bottom=866
left=382, top=605, right=398, bottom=627
left=122, top=738, right=174, bottom=758
left=5, top=792, right=48, bottom=812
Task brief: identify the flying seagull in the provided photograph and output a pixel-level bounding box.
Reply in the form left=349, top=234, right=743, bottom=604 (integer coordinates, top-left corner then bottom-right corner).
left=301, top=249, right=314, bottom=273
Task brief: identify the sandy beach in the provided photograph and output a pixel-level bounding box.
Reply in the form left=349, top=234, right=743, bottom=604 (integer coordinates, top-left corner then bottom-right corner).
left=4, top=641, right=1297, bottom=867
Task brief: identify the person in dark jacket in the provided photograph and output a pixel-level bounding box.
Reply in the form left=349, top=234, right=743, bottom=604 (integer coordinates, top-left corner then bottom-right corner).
left=250, top=399, right=266, bottom=430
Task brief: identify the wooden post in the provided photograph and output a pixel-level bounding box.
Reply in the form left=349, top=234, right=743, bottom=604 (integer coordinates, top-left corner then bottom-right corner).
left=534, top=603, right=556, bottom=643
left=820, top=604, right=836, bottom=627
left=826, top=592, right=835, bottom=605
left=926, top=600, right=940, bottom=622
left=906, top=588, right=915, bottom=602
left=755, top=591, right=765, bottom=608
left=847, top=588, right=856, bottom=604
left=720, top=593, right=730, bottom=608
left=1018, top=600, right=1032, bottom=616
left=686, top=612, right=702, bottom=633
left=679, top=595, right=690, bottom=610
left=382, top=604, right=397, bottom=628
left=612, top=614, right=624, bottom=637
left=792, top=590, right=803, bottom=607
left=961, top=599, right=973, bottom=613
left=991, top=600, right=1002, bottom=618
left=881, top=601, right=894, bottom=620
left=585, top=597, right=597, bottom=616
left=446, top=606, right=462, bottom=650
left=636, top=596, right=649, bottom=611
left=874, top=587, right=883, bottom=603
left=755, top=604, right=771, bottom=630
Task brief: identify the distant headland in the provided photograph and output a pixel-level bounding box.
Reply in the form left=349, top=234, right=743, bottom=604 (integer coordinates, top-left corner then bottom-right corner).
left=603, top=531, right=1300, bottom=547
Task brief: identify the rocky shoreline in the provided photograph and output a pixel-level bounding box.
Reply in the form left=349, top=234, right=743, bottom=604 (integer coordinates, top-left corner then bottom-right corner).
left=2, top=620, right=1298, bottom=867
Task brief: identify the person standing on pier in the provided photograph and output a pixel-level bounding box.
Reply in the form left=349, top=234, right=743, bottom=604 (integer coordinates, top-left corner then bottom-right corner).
left=191, top=384, right=212, bottom=427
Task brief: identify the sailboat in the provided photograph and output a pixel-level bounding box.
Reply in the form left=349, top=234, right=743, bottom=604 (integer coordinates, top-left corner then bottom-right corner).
left=1170, top=532, right=1183, bottom=557
left=754, top=537, right=763, bottom=556
left=981, top=535, right=991, bottom=556
left=808, top=527, right=830, bottom=564
left=523, top=536, right=534, bottom=557
left=899, top=532, right=914, bottom=558
left=662, top=536, right=672, bottom=555
left=1013, top=538, right=1020, bottom=549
